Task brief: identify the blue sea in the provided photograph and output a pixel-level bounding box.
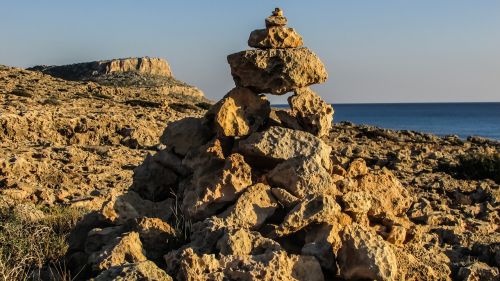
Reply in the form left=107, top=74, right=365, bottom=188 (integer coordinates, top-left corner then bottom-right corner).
left=277, top=103, right=500, bottom=140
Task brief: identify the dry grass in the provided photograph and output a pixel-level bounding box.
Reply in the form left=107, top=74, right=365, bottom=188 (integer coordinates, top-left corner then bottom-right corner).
left=0, top=204, right=86, bottom=280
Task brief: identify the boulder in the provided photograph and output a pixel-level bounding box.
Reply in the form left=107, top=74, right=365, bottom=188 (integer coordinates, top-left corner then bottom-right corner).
left=302, top=223, right=346, bottom=271
left=248, top=27, right=303, bottom=49
left=227, top=48, right=327, bottom=95
left=159, top=117, right=212, bottom=156
left=338, top=224, right=398, bottom=281
left=182, top=138, right=227, bottom=172
left=93, top=260, right=173, bottom=281
left=131, top=153, right=178, bottom=201
left=267, top=155, right=336, bottom=198
left=457, top=262, right=499, bottom=281
left=238, top=126, right=332, bottom=169
left=177, top=248, right=324, bottom=281
left=218, top=183, right=278, bottom=229
left=288, top=88, right=333, bottom=137
left=273, top=195, right=341, bottom=237
left=101, top=191, right=173, bottom=224
left=207, top=87, right=270, bottom=137
left=216, top=228, right=281, bottom=256
left=88, top=231, right=147, bottom=271
left=182, top=153, right=252, bottom=219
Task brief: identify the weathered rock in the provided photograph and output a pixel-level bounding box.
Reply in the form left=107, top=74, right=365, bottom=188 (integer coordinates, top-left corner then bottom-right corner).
left=267, top=155, right=336, bottom=198
left=457, top=262, right=499, bottom=281
left=271, top=188, right=299, bottom=208
left=288, top=88, right=333, bottom=137
left=274, top=195, right=341, bottom=237
left=207, top=87, right=270, bottom=137
left=88, top=231, right=147, bottom=271
left=265, top=8, right=287, bottom=27
left=238, top=126, right=332, bottom=169
left=216, top=228, right=281, bottom=256
left=338, top=224, right=398, bottom=281
left=218, top=183, right=278, bottom=229
left=386, top=225, right=407, bottom=245
left=29, top=57, right=173, bottom=81
left=182, top=138, right=227, bottom=172
left=159, top=117, right=212, bottom=156
left=248, top=27, right=303, bottom=49
left=227, top=48, right=327, bottom=95
left=129, top=217, right=176, bottom=260
left=93, top=260, right=173, bottom=281
left=302, top=223, right=346, bottom=271
left=131, top=153, right=178, bottom=201
left=177, top=248, right=324, bottom=281
left=101, top=191, right=173, bottom=224
left=346, top=158, right=369, bottom=178
left=85, top=226, right=126, bottom=254
left=183, top=153, right=252, bottom=219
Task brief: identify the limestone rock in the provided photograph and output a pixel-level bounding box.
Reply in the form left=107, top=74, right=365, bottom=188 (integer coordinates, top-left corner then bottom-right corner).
left=93, top=260, right=173, bottom=281
left=131, top=153, right=178, bottom=201
left=129, top=217, right=176, bottom=260
left=216, top=228, right=281, bottom=256
left=338, top=224, right=398, bottom=281
left=271, top=188, right=299, bottom=208
left=159, top=117, right=212, bottom=156
left=182, top=138, right=227, bottom=172
left=302, top=223, right=346, bottom=271
left=274, top=195, right=341, bottom=237
left=183, top=153, right=252, bottom=219
left=88, top=231, right=147, bottom=271
left=177, top=248, right=324, bottom=281
left=288, top=87, right=333, bottom=137
left=248, top=27, right=303, bottom=49
left=267, top=155, right=336, bottom=198
left=101, top=191, right=173, bottom=224
left=227, top=48, right=327, bottom=95
left=346, top=158, right=369, bottom=178
left=265, top=8, right=287, bottom=27
left=207, top=87, right=270, bottom=137
left=457, top=262, right=499, bottom=281
left=238, top=126, right=332, bottom=169
left=218, top=183, right=278, bottom=229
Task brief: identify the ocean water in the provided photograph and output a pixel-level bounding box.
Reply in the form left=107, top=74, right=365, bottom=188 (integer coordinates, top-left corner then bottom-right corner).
left=277, top=103, right=500, bottom=140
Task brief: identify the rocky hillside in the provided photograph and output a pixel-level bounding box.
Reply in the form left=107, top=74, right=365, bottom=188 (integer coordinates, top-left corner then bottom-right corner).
left=0, top=60, right=210, bottom=210
left=63, top=9, right=499, bottom=281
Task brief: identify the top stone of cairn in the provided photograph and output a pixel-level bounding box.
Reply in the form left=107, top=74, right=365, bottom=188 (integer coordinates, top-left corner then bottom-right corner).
left=248, top=8, right=303, bottom=49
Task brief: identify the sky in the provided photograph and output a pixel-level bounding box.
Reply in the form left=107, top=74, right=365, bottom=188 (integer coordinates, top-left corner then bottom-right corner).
left=0, top=1, right=499, bottom=104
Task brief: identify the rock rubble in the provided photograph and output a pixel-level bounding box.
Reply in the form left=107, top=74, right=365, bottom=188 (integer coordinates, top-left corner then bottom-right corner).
left=63, top=8, right=499, bottom=281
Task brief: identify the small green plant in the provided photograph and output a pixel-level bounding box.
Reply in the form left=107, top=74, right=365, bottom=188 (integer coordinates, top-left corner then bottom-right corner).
left=441, top=152, right=500, bottom=184
left=0, top=204, right=86, bottom=280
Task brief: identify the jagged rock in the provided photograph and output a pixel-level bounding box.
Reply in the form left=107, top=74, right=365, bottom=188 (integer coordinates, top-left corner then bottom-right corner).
left=338, top=224, right=398, bottom=281
left=457, top=262, right=499, bottom=281
left=216, top=228, right=281, bottom=256
left=207, top=87, right=270, bottom=137
left=267, top=155, right=336, bottom=198
left=274, top=195, right=341, bottom=237
left=177, top=248, right=324, bottom=281
left=159, top=117, right=212, bottom=156
left=182, top=153, right=252, bottom=219
left=29, top=57, right=173, bottom=81
left=302, top=222, right=347, bottom=271
left=288, top=87, right=333, bottom=137
left=266, top=8, right=287, bottom=27
left=272, top=109, right=303, bottom=130
left=131, top=153, right=178, bottom=201
left=93, top=261, right=173, bottom=281
left=101, top=191, right=173, bottom=224
left=346, top=158, right=369, bottom=178
left=227, top=48, right=327, bottom=95
left=341, top=168, right=411, bottom=221
left=153, top=149, right=189, bottom=176
left=386, top=225, right=407, bottom=245
left=271, top=188, right=299, bottom=208
left=218, top=183, right=278, bottom=229
left=88, top=232, right=147, bottom=271
left=238, top=126, right=332, bottom=169
left=129, top=217, right=176, bottom=260
left=248, top=27, right=303, bottom=49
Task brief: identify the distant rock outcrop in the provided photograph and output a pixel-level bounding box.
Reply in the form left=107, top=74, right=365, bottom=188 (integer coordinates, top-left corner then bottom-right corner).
left=28, top=57, right=172, bottom=81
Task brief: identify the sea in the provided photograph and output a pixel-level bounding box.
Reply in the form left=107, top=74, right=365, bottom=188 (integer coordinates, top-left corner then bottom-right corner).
left=275, top=103, right=500, bottom=140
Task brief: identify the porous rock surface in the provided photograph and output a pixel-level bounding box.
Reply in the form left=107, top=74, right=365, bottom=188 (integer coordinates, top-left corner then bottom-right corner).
left=2, top=7, right=497, bottom=281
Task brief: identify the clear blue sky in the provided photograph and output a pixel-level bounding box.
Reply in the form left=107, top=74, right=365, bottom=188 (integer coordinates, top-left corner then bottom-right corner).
left=1, top=1, right=499, bottom=103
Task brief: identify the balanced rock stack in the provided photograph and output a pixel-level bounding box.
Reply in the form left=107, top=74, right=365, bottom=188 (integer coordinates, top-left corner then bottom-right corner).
left=66, top=9, right=452, bottom=281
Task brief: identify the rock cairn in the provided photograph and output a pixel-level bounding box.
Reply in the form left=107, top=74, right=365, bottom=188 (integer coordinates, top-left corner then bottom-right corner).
left=66, top=9, right=453, bottom=281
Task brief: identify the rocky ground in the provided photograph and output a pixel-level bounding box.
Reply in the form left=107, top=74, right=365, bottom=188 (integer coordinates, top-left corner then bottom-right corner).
left=0, top=60, right=209, bottom=210
left=1, top=9, right=499, bottom=281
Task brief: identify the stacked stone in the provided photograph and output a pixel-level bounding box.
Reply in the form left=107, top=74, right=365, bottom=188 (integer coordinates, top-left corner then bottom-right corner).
left=66, top=9, right=448, bottom=281
left=214, top=7, right=334, bottom=138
